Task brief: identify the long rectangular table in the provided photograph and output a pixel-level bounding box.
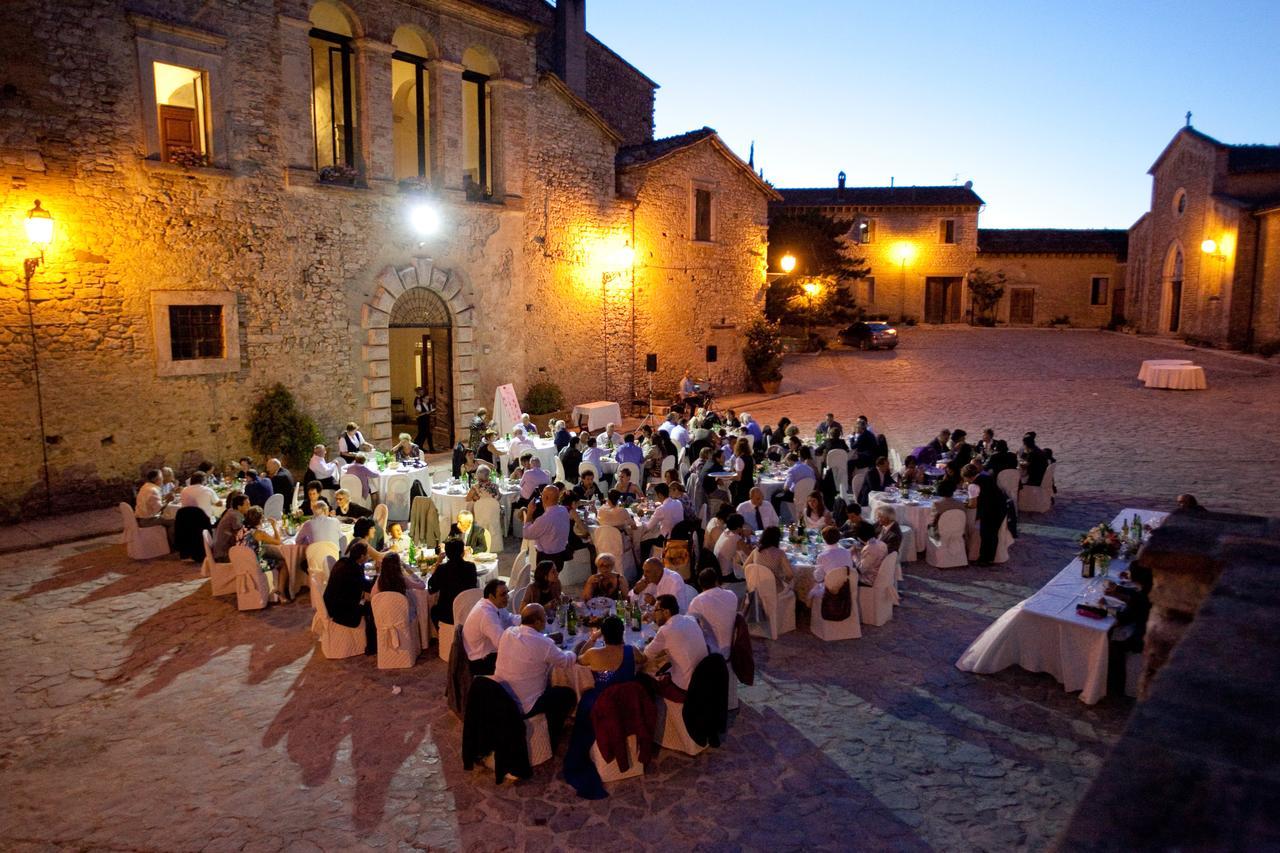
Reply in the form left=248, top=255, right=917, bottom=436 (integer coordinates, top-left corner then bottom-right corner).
left=954, top=507, right=1168, bottom=705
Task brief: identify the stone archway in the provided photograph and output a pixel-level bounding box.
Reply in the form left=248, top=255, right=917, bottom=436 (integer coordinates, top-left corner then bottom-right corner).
left=361, top=258, right=476, bottom=446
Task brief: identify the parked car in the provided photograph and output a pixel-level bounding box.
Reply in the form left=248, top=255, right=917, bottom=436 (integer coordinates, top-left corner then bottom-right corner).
left=839, top=321, right=899, bottom=350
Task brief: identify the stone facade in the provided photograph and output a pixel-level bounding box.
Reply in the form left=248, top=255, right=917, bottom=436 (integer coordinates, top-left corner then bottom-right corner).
left=1126, top=126, right=1280, bottom=348
left=975, top=230, right=1129, bottom=327
left=0, top=0, right=772, bottom=520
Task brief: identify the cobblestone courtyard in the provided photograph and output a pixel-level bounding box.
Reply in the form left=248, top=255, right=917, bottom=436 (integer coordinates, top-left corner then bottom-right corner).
left=2, top=330, right=1277, bottom=852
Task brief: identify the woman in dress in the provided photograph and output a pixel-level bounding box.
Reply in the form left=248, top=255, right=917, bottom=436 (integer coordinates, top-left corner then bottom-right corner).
left=465, top=465, right=501, bottom=502
left=520, top=560, right=563, bottom=610
left=729, top=436, right=755, bottom=506
left=614, top=468, right=643, bottom=504
left=460, top=449, right=480, bottom=478
left=596, top=490, right=637, bottom=532
left=803, top=491, right=835, bottom=529
left=372, top=552, right=426, bottom=623
left=238, top=505, right=290, bottom=602
left=393, top=433, right=423, bottom=464
left=581, top=553, right=629, bottom=600
left=745, top=525, right=795, bottom=593
left=563, top=615, right=648, bottom=799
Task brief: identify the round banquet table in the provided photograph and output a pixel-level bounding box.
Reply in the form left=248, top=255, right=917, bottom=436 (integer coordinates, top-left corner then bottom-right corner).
left=867, top=492, right=933, bottom=558
left=430, top=481, right=519, bottom=528
left=495, top=437, right=559, bottom=474
left=376, top=463, right=433, bottom=520
left=1142, top=363, right=1206, bottom=390
left=1137, top=358, right=1192, bottom=384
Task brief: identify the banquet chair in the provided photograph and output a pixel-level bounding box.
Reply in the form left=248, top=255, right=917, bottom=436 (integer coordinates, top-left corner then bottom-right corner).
left=1018, top=463, right=1056, bottom=514
left=310, top=582, right=367, bottom=659
left=578, top=461, right=602, bottom=483
left=554, top=456, right=567, bottom=484
left=655, top=696, right=707, bottom=757
left=926, top=509, right=968, bottom=568
left=118, top=503, right=170, bottom=560
left=228, top=545, right=270, bottom=611
left=858, top=552, right=899, bottom=627
left=591, top=735, right=645, bottom=784
left=810, top=566, right=862, bottom=641
left=383, top=476, right=415, bottom=522
left=789, top=478, right=816, bottom=524
left=617, top=462, right=641, bottom=488
left=340, top=473, right=367, bottom=507
left=744, top=562, right=795, bottom=640
left=898, top=524, right=916, bottom=571
left=996, top=469, right=1020, bottom=502
left=470, top=676, right=554, bottom=773
left=291, top=481, right=304, bottom=514
left=508, top=585, right=528, bottom=615
left=661, top=539, right=692, bottom=581
left=473, top=496, right=504, bottom=553
left=660, top=455, right=677, bottom=478
left=592, top=525, right=634, bottom=582
left=372, top=591, right=420, bottom=669
left=889, top=448, right=903, bottom=474
left=202, top=530, right=237, bottom=596
left=850, top=468, right=869, bottom=505
left=823, top=449, right=850, bottom=498
left=263, top=493, right=285, bottom=521
left=306, top=542, right=340, bottom=591
left=968, top=517, right=1016, bottom=563
left=439, top=587, right=484, bottom=664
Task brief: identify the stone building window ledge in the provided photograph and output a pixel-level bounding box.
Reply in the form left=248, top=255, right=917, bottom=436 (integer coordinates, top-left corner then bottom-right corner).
left=286, top=166, right=371, bottom=192
left=141, top=158, right=233, bottom=180
left=690, top=239, right=718, bottom=247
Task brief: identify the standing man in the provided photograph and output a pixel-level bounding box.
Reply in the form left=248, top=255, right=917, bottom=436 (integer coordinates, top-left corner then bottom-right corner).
left=413, top=386, right=436, bottom=453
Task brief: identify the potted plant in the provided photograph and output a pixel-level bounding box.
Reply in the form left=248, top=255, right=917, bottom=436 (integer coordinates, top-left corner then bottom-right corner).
left=318, top=164, right=360, bottom=186
left=743, top=316, right=784, bottom=393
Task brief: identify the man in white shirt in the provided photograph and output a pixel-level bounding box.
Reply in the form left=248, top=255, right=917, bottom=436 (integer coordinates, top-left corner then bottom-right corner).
left=462, top=579, right=518, bottom=675
left=308, top=445, right=339, bottom=489
left=294, top=499, right=341, bottom=551
left=179, top=471, right=223, bottom=522
left=135, top=469, right=174, bottom=544
left=518, top=458, right=552, bottom=502
left=639, top=482, right=684, bottom=552
left=602, top=422, right=625, bottom=450
left=631, top=557, right=685, bottom=606
left=658, top=413, right=677, bottom=435
left=669, top=418, right=690, bottom=449
left=736, top=486, right=779, bottom=532
left=810, top=526, right=853, bottom=603
left=644, top=593, right=709, bottom=701
left=772, top=452, right=818, bottom=516
left=687, top=569, right=738, bottom=655
left=712, top=514, right=751, bottom=580
left=493, top=604, right=581, bottom=746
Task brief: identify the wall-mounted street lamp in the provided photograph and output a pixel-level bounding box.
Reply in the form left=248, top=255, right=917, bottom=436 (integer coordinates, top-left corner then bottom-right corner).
left=21, top=199, right=54, bottom=512
left=408, top=201, right=440, bottom=238
left=779, top=253, right=797, bottom=274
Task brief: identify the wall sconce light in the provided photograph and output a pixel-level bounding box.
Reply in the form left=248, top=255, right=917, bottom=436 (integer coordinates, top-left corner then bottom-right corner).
left=24, top=199, right=53, bottom=280
left=1200, top=238, right=1221, bottom=257
left=779, top=253, right=797, bottom=273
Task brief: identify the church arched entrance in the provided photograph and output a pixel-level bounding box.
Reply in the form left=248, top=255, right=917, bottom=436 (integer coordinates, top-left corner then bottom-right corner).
left=389, top=287, right=453, bottom=450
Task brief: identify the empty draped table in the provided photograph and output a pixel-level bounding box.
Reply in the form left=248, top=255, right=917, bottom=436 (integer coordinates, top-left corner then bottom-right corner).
left=571, top=401, right=623, bottom=432
left=1140, top=360, right=1206, bottom=390
left=495, top=437, right=558, bottom=473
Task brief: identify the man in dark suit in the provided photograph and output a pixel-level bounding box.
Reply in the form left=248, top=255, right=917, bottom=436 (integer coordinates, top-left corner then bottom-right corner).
left=950, top=429, right=974, bottom=468
left=985, top=440, right=1019, bottom=474
left=963, top=463, right=1008, bottom=565
left=858, top=456, right=897, bottom=506
left=265, top=459, right=295, bottom=508
left=244, top=470, right=274, bottom=508
left=918, top=429, right=951, bottom=466
left=323, top=543, right=376, bottom=653
left=849, top=423, right=879, bottom=471
left=413, top=386, right=436, bottom=452
left=558, top=434, right=583, bottom=485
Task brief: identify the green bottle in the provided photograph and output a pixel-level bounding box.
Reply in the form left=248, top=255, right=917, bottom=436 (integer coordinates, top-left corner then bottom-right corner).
left=632, top=599, right=643, bottom=632
left=566, top=604, right=578, bottom=636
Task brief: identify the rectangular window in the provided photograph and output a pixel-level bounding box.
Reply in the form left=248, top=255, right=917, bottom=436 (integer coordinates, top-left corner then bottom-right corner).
left=856, top=218, right=877, bottom=244
left=310, top=29, right=355, bottom=169
left=168, top=305, right=225, bottom=361
left=1091, top=276, right=1110, bottom=305
left=940, top=218, right=956, bottom=244
left=864, top=276, right=876, bottom=304
left=694, top=188, right=713, bottom=242
left=153, top=61, right=209, bottom=165
left=391, top=54, right=429, bottom=180
left=462, top=70, right=493, bottom=197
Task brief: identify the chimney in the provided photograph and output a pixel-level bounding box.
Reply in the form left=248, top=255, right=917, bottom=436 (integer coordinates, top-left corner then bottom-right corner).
left=554, top=0, right=587, bottom=95
left=837, top=171, right=846, bottom=189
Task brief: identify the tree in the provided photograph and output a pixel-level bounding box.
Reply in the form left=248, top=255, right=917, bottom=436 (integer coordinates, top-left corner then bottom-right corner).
left=766, top=211, right=869, bottom=327
left=249, top=384, right=324, bottom=468
left=968, top=267, right=1008, bottom=326
left=742, top=316, right=784, bottom=389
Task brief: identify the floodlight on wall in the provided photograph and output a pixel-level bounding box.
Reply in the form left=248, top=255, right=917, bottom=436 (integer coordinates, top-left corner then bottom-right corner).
left=408, top=202, right=440, bottom=236
left=779, top=253, right=796, bottom=273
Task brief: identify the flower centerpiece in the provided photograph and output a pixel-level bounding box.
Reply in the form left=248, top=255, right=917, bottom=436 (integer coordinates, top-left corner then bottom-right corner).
left=284, top=510, right=304, bottom=534
left=1078, top=522, right=1122, bottom=578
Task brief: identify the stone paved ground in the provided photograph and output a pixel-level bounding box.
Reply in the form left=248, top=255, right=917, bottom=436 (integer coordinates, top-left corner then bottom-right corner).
left=2, top=329, right=1277, bottom=852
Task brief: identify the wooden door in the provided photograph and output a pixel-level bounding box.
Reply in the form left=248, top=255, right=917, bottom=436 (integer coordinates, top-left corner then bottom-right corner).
left=1168, top=280, right=1182, bottom=333
left=946, top=278, right=963, bottom=322
left=1010, top=288, right=1035, bottom=325
left=159, top=104, right=198, bottom=161
left=421, top=329, right=454, bottom=448
left=924, top=279, right=946, bottom=324
left=1111, top=287, right=1126, bottom=324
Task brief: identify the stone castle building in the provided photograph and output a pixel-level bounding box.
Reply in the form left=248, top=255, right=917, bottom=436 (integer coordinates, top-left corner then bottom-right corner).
left=1126, top=126, right=1280, bottom=349
left=0, top=0, right=775, bottom=520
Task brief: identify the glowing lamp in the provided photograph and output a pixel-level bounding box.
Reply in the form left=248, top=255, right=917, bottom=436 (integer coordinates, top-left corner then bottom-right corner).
left=892, top=241, right=915, bottom=264
left=25, top=200, right=53, bottom=246
left=779, top=253, right=797, bottom=273
left=408, top=203, right=440, bottom=236
left=611, top=245, right=635, bottom=269
left=1201, top=239, right=1217, bottom=255
left=802, top=281, right=822, bottom=297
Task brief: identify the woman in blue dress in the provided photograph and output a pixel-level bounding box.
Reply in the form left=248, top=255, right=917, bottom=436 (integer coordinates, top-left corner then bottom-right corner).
left=562, top=616, right=647, bottom=799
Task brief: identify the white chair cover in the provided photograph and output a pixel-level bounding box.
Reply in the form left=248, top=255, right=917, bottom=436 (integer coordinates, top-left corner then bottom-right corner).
left=926, top=509, right=968, bottom=568
left=310, top=582, right=366, bottom=659
left=810, top=566, right=862, bottom=641
left=823, top=450, right=850, bottom=497
left=790, top=478, right=816, bottom=523
left=119, top=503, right=169, bottom=560
left=858, top=552, right=899, bottom=627
left=473, top=495, right=503, bottom=553
left=263, top=493, right=285, bottom=520
left=554, top=456, right=567, bottom=483
left=590, top=734, right=644, bottom=783
left=967, top=517, right=1016, bottom=563
left=229, top=545, right=270, bottom=611
left=372, top=591, right=420, bottom=669
left=202, top=529, right=239, bottom=596
left=1018, top=463, right=1055, bottom=514
left=291, top=481, right=304, bottom=513
left=889, top=448, right=903, bottom=473
left=744, top=562, right=795, bottom=639
left=383, top=476, right=414, bottom=522
left=617, top=462, right=641, bottom=487
left=339, top=473, right=367, bottom=506
left=579, top=461, right=602, bottom=482
left=508, top=584, right=529, bottom=615
left=850, top=468, right=869, bottom=503
left=660, top=455, right=677, bottom=476
left=655, top=696, right=706, bottom=756
left=439, top=586, right=483, bottom=664
left=592, top=525, right=634, bottom=580
left=996, top=469, right=1020, bottom=502
left=306, top=541, right=339, bottom=589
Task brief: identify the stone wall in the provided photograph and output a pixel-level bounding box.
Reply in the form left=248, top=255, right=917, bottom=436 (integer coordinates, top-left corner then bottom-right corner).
left=1256, top=211, right=1280, bottom=347
left=980, top=253, right=1128, bottom=327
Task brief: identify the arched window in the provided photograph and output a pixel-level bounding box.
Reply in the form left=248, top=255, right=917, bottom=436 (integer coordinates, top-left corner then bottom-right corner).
left=461, top=47, right=499, bottom=198
left=309, top=1, right=357, bottom=170
left=392, top=26, right=433, bottom=181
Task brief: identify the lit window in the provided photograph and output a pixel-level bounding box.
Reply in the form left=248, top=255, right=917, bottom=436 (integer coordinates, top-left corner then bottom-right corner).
left=1091, top=276, right=1110, bottom=306
left=865, top=276, right=876, bottom=303
left=310, top=2, right=356, bottom=170
left=694, top=188, right=713, bottom=242
left=462, top=47, right=498, bottom=199
left=153, top=62, right=209, bottom=166
left=855, top=218, right=876, bottom=244
left=940, top=219, right=956, bottom=244
left=392, top=27, right=431, bottom=181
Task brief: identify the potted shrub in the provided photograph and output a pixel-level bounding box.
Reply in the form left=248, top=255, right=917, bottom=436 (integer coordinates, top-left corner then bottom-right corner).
left=743, top=317, right=784, bottom=393
left=249, top=384, right=324, bottom=469
left=524, top=380, right=565, bottom=416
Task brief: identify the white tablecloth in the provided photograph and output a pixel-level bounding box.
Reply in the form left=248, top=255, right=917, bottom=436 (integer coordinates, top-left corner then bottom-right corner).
left=495, top=437, right=558, bottom=473
left=1137, top=358, right=1192, bottom=383
left=375, top=464, right=433, bottom=520
left=868, top=492, right=934, bottom=557
left=955, top=507, right=1168, bottom=704
left=430, top=483, right=519, bottom=527
left=1143, top=363, right=1206, bottom=390
left=571, top=401, right=622, bottom=432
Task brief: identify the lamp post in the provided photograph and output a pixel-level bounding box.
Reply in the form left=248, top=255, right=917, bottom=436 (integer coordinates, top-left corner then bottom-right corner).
left=22, top=200, right=54, bottom=513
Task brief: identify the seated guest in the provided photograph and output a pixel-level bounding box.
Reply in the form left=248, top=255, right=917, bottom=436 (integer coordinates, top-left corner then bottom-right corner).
left=333, top=488, right=371, bottom=519
left=189, top=460, right=220, bottom=486
left=559, top=493, right=595, bottom=564
left=815, top=413, right=842, bottom=439
left=670, top=481, right=698, bottom=526
left=243, top=469, right=274, bottom=508
left=160, top=466, right=179, bottom=498
left=916, top=429, right=951, bottom=466
left=348, top=517, right=388, bottom=565
left=576, top=614, right=646, bottom=682
left=803, top=492, right=834, bottom=529
left=874, top=506, right=904, bottom=555
left=927, top=480, right=967, bottom=534
left=851, top=523, right=889, bottom=587
left=427, top=537, right=477, bottom=626
left=384, top=520, right=412, bottom=555
left=392, top=433, right=423, bottom=464
left=736, top=486, right=779, bottom=532
left=950, top=429, right=974, bottom=467
left=712, top=514, right=752, bottom=581
left=301, top=481, right=324, bottom=516
left=265, top=458, right=295, bottom=506
left=704, top=504, right=734, bottom=554
left=1176, top=493, right=1209, bottom=515
left=937, top=460, right=963, bottom=496
left=308, top=445, right=339, bottom=489
left=858, top=456, right=897, bottom=507
left=614, top=466, right=643, bottom=504
left=642, top=594, right=709, bottom=702
left=1020, top=432, right=1048, bottom=486
left=984, top=440, right=1018, bottom=474
left=582, top=553, right=630, bottom=601
left=630, top=557, right=685, bottom=605
left=493, top=604, right=581, bottom=749
left=464, top=465, right=501, bottom=502
left=975, top=428, right=997, bottom=460
left=821, top=425, right=850, bottom=456
left=517, top=458, right=552, bottom=507
left=345, top=454, right=381, bottom=503
left=211, top=492, right=249, bottom=561
left=744, top=526, right=795, bottom=593
left=553, top=420, right=572, bottom=452
left=581, top=434, right=608, bottom=473
left=476, top=429, right=500, bottom=466
left=462, top=579, right=518, bottom=675
left=294, top=498, right=340, bottom=551
left=180, top=471, right=223, bottom=522
left=558, top=434, right=583, bottom=485
left=688, top=569, right=738, bottom=655
left=135, top=469, right=175, bottom=541
left=899, top=454, right=927, bottom=486
left=613, top=433, right=645, bottom=467
left=506, top=427, right=535, bottom=465
left=235, top=457, right=254, bottom=482
left=849, top=421, right=878, bottom=470
left=808, top=526, right=853, bottom=606
left=596, top=490, right=636, bottom=532
left=521, top=560, right=563, bottom=610
left=323, top=542, right=376, bottom=654
left=240, top=506, right=289, bottom=600
left=373, top=552, right=425, bottom=623
left=639, top=483, right=684, bottom=554
left=771, top=452, right=818, bottom=516
left=572, top=469, right=604, bottom=504
left=521, top=485, right=570, bottom=569
left=601, top=422, right=625, bottom=449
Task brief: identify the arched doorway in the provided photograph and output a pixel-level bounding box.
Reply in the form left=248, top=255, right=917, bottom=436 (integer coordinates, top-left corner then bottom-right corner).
left=1160, top=243, right=1184, bottom=334
left=389, top=287, right=452, bottom=451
